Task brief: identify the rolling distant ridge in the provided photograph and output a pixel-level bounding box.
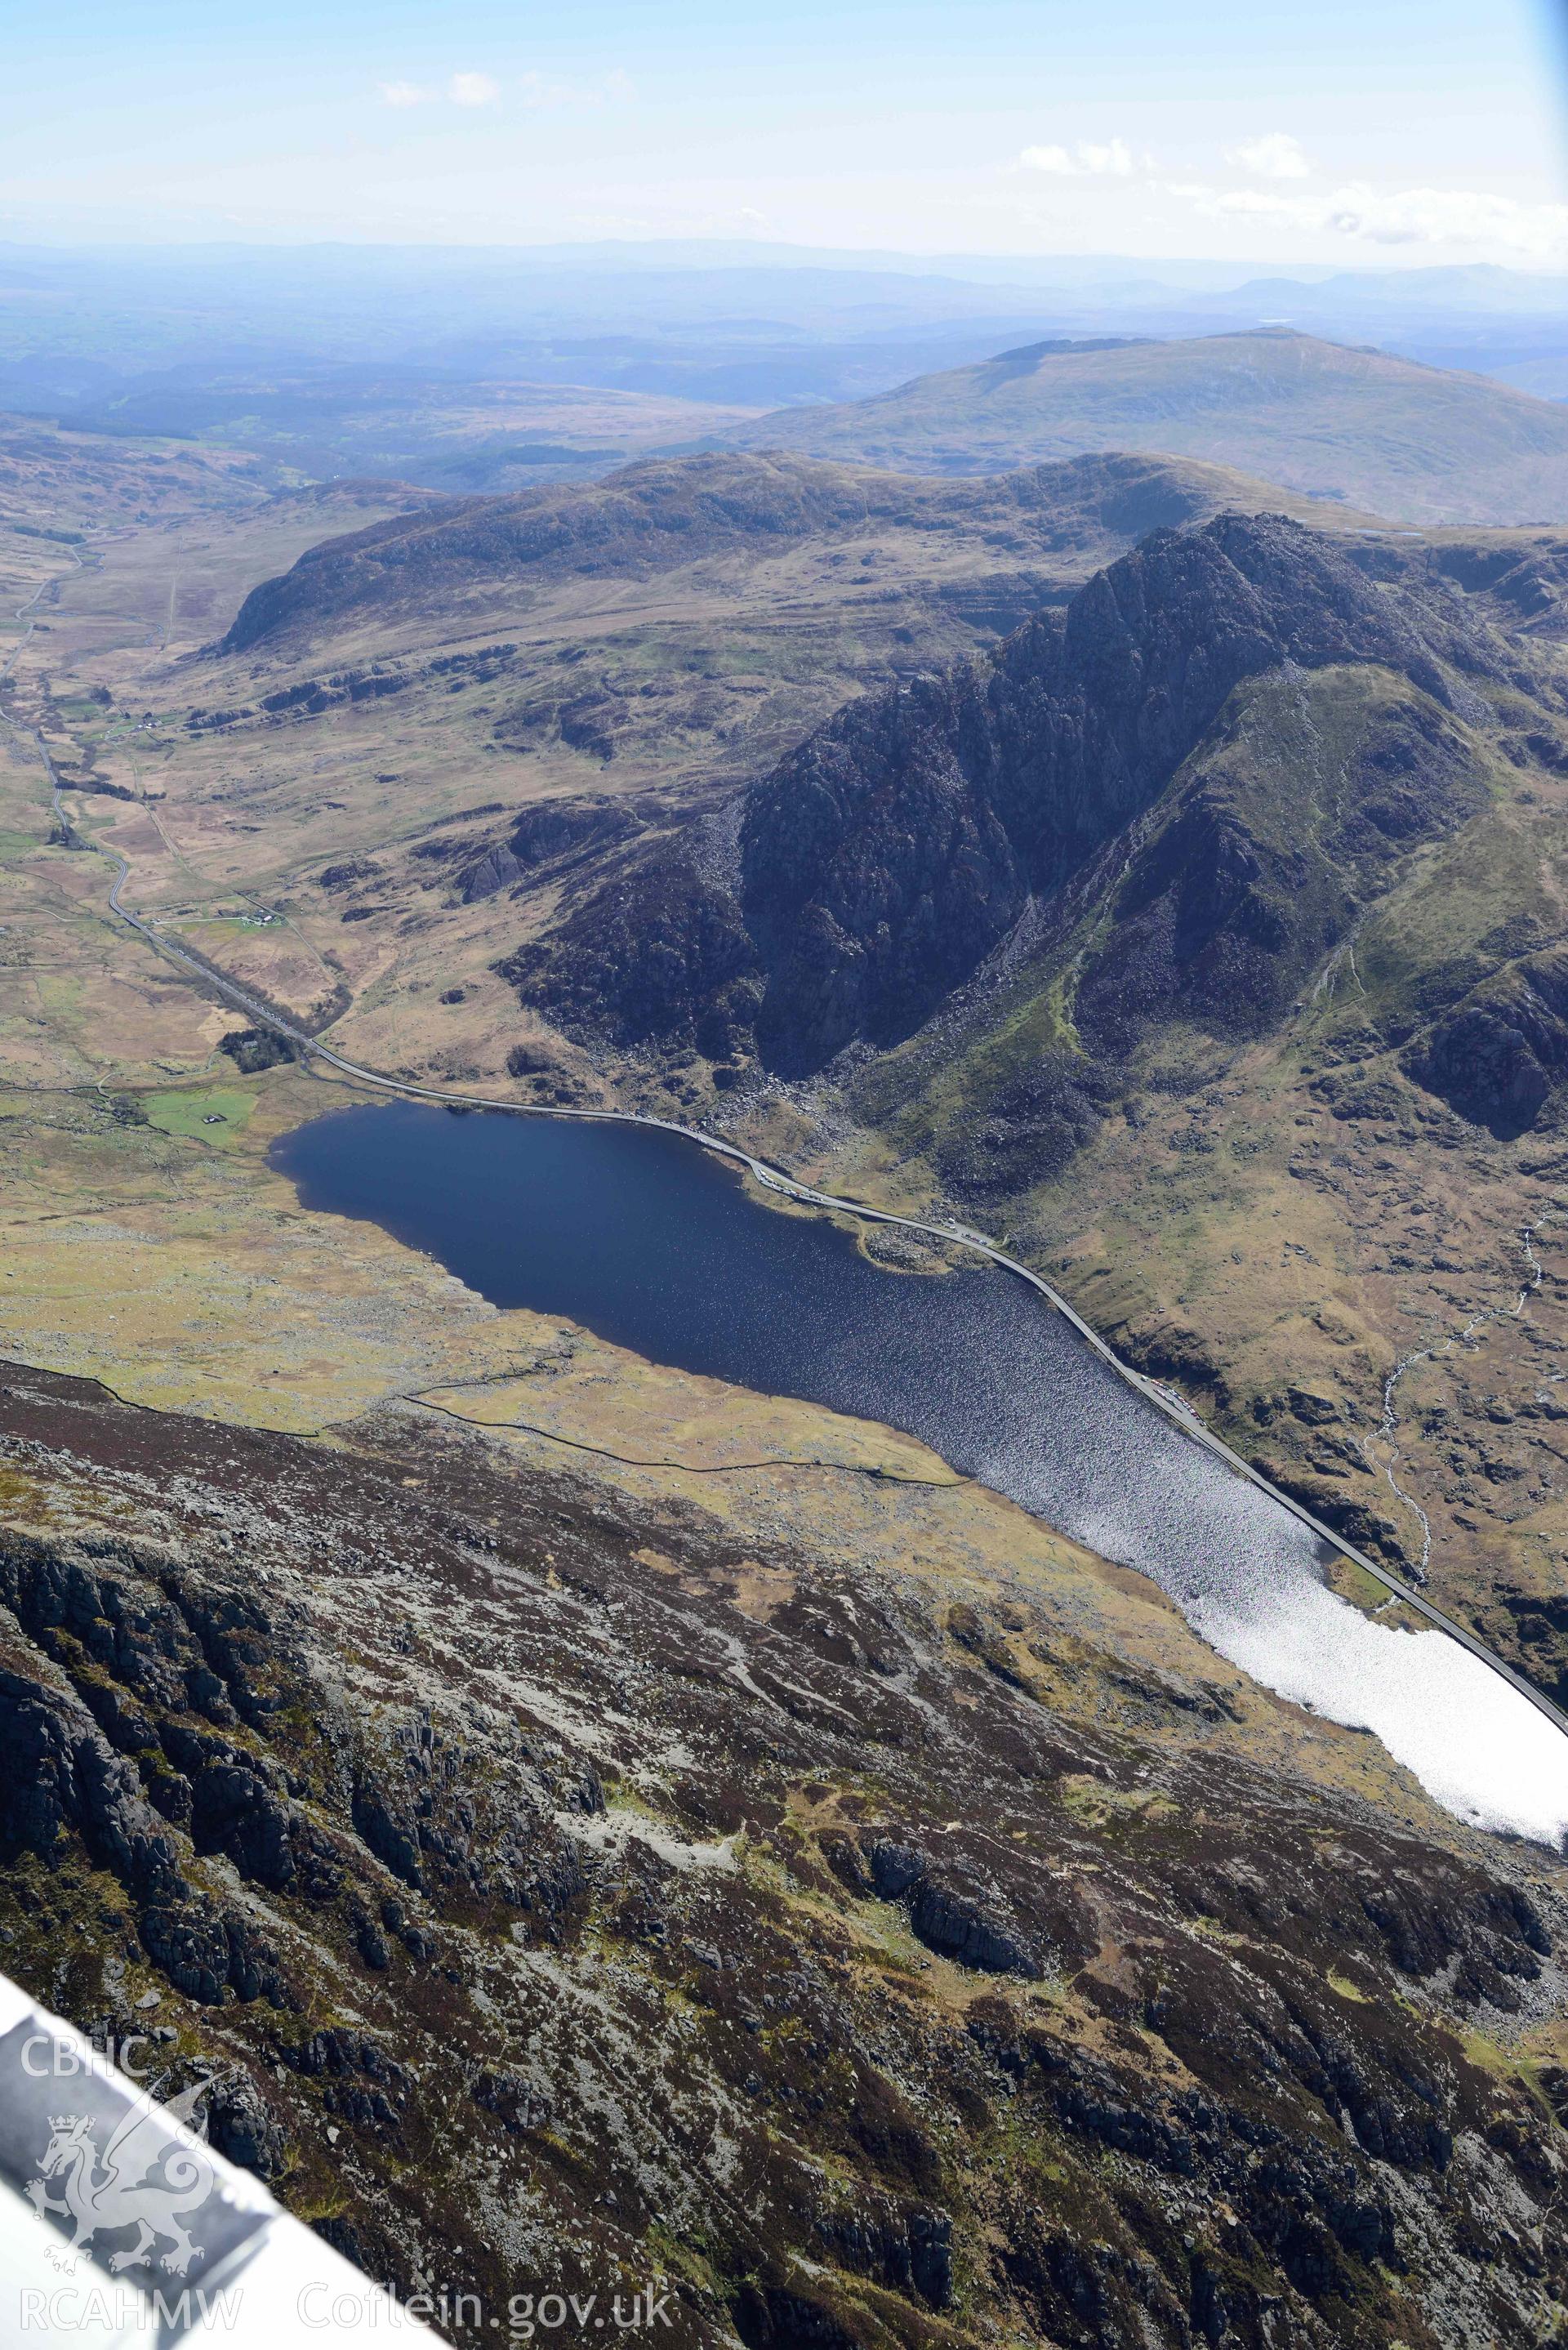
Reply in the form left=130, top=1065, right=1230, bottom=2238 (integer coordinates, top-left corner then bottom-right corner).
left=732, top=328, right=1568, bottom=524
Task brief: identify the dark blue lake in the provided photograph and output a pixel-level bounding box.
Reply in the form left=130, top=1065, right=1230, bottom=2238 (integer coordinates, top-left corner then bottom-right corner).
left=270, top=1098, right=1320, bottom=1616
left=270, top=1099, right=1568, bottom=1841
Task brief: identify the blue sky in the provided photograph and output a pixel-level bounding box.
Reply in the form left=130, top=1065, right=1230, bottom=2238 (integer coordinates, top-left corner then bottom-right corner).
left=4, top=0, right=1566, bottom=265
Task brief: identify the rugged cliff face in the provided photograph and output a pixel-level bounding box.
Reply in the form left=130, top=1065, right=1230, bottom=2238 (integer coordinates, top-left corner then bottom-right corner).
left=7, top=1360, right=1568, bottom=2350
left=512, top=513, right=1509, bottom=1082
left=742, top=515, right=1486, bottom=1072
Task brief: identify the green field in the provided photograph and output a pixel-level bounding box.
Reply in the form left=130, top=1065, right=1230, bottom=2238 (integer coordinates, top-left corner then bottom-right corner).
left=144, top=1084, right=256, bottom=1145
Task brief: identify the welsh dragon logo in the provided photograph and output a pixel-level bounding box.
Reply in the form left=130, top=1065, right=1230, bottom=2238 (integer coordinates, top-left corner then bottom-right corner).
left=0, top=2008, right=274, bottom=2304
left=24, top=2106, right=219, bottom=2276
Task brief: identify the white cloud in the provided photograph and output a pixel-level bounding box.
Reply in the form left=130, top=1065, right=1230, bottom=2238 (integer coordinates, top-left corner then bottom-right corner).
left=1171, top=175, right=1568, bottom=262
left=1227, top=132, right=1310, bottom=181
left=1169, top=184, right=1313, bottom=223
left=516, top=68, right=633, bottom=109
left=1019, top=136, right=1134, bottom=178
left=377, top=69, right=509, bottom=111
left=448, top=71, right=501, bottom=107
left=1330, top=184, right=1568, bottom=258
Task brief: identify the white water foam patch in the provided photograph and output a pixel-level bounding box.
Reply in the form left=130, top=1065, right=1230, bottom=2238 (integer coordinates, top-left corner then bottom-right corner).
left=1198, top=1579, right=1568, bottom=1848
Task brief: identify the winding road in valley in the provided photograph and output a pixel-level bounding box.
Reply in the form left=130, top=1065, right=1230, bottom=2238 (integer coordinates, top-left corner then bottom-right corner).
left=7, top=563, right=1567, bottom=1745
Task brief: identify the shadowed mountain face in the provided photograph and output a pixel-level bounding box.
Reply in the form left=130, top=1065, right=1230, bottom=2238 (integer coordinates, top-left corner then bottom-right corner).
left=513, top=512, right=1508, bottom=1081
left=729, top=330, right=1568, bottom=525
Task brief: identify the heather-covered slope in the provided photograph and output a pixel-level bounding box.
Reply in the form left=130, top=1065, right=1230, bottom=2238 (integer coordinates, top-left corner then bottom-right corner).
left=730, top=331, right=1568, bottom=525
left=7, top=1359, right=1568, bottom=2350
left=219, top=446, right=1373, bottom=652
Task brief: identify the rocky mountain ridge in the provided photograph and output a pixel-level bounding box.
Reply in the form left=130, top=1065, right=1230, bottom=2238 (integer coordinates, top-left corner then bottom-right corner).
left=512, top=511, right=1519, bottom=1086
left=217, top=448, right=1374, bottom=653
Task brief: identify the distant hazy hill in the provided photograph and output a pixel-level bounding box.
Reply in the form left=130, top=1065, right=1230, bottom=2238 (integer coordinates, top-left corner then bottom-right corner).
left=0, top=408, right=266, bottom=533
left=220, top=445, right=1373, bottom=650
left=731, top=330, right=1568, bottom=525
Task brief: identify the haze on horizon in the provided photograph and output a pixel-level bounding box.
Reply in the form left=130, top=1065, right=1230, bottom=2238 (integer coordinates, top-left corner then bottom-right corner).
left=5, top=0, right=1567, bottom=274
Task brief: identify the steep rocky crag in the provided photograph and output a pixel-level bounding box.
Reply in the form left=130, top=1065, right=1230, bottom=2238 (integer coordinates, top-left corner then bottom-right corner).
left=512, top=513, right=1512, bottom=1081
left=5, top=1361, right=1568, bottom=2348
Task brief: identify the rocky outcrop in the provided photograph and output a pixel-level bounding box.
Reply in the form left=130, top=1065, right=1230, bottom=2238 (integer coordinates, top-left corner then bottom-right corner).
left=519, top=513, right=1499, bottom=1079
left=3, top=1359, right=1568, bottom=2348
left=502, top=849, right=759, bottom=1056
left=741, top=511, right=1473, bottom=1070
left=0, top=1666, right=185, bottom=1905
left=1405, top=948, right=1568, bottom=1138
left=865, top=1836, right=1049, bottom=1975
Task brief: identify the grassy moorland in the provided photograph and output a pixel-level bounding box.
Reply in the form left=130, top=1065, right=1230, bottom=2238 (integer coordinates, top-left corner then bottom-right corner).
left=733, top=328, right=1568, bottom=523
left=5, top=444, right=1366, bottom=1091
